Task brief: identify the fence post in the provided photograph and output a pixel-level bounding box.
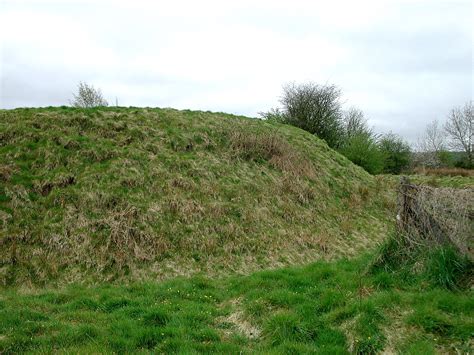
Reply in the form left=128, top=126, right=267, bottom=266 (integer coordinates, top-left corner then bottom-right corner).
left=397, top=176, right=411, bottom=231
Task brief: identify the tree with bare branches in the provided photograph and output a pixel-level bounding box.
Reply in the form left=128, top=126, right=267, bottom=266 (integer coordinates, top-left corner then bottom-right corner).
left=70, top=82, right=108, bottom=108
left=444, top=101, right=473, bottom=167
left=416, top=120, right=447, bottom=167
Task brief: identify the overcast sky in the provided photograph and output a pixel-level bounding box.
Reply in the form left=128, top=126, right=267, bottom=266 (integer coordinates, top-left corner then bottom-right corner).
left=1, top=0, right=472, bottom=143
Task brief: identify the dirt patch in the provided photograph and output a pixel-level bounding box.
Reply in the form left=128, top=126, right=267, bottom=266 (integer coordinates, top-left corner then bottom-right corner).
left=380, top=309, right=414, bottom=354
left=339, top=316, right=359, bottom=353
left=217, top=298, right=261, bottom=340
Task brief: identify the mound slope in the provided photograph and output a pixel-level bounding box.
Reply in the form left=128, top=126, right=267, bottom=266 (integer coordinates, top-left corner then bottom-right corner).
left=0, top=107, right=392, bottom=285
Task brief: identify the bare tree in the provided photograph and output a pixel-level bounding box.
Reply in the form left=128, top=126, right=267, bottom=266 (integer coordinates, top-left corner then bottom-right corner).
left=70, top=82, right=108, bottom=108
left=280, top=82, right=344, bottom=148
left=444, top=101, right=473, bottom=166
left=415, top=120, right=446, bottom=167
left=421, top=120, right=445, bottom=153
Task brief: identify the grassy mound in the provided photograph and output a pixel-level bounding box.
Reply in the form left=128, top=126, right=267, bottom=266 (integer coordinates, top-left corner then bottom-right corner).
left=1, top=107, right=393, bottom=285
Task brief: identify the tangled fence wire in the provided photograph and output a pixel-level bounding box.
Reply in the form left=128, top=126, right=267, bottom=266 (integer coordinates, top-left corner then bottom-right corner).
left=397, top=177, right=473, bottom=260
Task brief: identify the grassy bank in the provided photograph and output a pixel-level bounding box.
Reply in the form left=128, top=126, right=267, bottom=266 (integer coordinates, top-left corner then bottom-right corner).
left=1, top=245, right=472, bottom=354
left=1, top=107, right=393, bottom=286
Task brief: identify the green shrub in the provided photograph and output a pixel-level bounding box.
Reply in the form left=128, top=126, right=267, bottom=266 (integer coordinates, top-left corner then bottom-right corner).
left=259, top=108, right=287, bottom=123
left=454, top=156, right=474, bottom=169
left=339, top=133, right=384, bottom=174
left=278, top=82, right=344, bottom=148
left=437, top=150, right=453, bottom=167
left=379, top=133, right=411, bottom=174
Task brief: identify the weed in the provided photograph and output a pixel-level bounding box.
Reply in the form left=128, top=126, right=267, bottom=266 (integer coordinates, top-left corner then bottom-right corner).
left=424, top=247, right=473, bottom=290
left=371, top=233, right=473, bottom=291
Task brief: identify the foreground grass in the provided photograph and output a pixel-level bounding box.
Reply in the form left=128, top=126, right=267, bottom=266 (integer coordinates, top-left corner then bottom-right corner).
left=1, top=253, right=472, bottom=354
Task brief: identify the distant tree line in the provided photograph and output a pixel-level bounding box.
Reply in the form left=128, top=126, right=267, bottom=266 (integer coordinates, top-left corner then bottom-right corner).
left=416, top=101, right=473, bottom=169
left=261, top=82, right=472, bottom=174
left=260, top=82, right=411, bottom=174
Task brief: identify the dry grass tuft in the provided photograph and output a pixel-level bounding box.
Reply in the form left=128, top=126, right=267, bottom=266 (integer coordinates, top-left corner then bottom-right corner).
left=0, top=164, right=17, bottom=182
left=413, top=167, right=474, bottom=177
left=280, top=175, right=316, bottom=205
left=165, top=197, right=205, bottom=223
left=217, top=298, right=261, bottom=340
left=358, top=185, right=370, bottom=201
left=380, top=310, right=415, bottom=355
left=229, top=130, right=315, bottom=178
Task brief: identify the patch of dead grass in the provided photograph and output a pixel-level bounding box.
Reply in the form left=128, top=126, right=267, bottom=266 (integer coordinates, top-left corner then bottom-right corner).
left=380, top=309, right=415, bottom=355
left=229, top=129, right=315, bottom=178
left=0, top=164, right=17, bottom=182
left=414, top=167, right=474, bottom=177
left=217, top=298, right=261, bottom=340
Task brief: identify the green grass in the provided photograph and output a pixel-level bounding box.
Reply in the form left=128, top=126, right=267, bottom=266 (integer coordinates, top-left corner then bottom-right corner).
left=1, top=106, right=394, bottom=286
left=1, top=251, right=472, bottom=354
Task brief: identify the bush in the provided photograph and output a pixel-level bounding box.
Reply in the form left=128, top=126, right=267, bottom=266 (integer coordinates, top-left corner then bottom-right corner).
left=70, top=82, right=108, bottom=108
left=379, top=133, right=411, bottom=174
left=278, top=82, right=344, bottom=148
left=339, top=132, right=384, bottom=174
left=454, top=156, right=474, bottom=169
left=259, top=108, right=287, bottom=124
left=338, top=107, right=385, bottom=174
left=437, top=150, right=453, bottom=167
left=342, top=107, right=372, bottom=140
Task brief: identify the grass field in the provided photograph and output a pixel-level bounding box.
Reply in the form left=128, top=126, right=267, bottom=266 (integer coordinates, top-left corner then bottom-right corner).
left=1, top=245, right=473, bottom=354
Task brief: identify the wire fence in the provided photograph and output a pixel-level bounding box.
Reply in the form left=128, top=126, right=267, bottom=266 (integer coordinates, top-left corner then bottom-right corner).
left=397, top=176, right=473, bottom=260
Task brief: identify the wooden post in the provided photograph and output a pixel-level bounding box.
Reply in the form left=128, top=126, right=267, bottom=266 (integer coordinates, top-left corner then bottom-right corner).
left=397, top=176, right=413, bottom=231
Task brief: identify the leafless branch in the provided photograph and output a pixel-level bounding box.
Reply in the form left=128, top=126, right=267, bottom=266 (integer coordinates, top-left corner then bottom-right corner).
left=70, top=82, right=109, bottom=108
